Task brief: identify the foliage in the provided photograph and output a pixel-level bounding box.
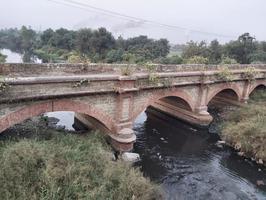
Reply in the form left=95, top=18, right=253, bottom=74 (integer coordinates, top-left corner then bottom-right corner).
left=0, top=52, right=7, bottom=63
left=0, top=76, right=9, bottom=92
left=72, top=79, right=90, bottom=87
left=222, top=90, right=266, bottom=163
left=148, top=73, right=159, bottom=85
left=1, top=27, right=266, bottom=65
left=220, top=56, right=238, bottom=64
left=67, top=52, right=90, bottom=64
left=120, top=66, right=133, bottom=76
left=224, top=33, right=256, bottom=64
left=217, top=66, right=233, bottom=82
left=159, top=55, right=183, bottom=64
left=182, top=41, right=209, bottom=59
left=0, top=131, right=161, bottom=200
left=243, top=67, right=259, bottom=81
left=249, top=51, right=266, bottom=64
left=106, top=49, right=124, bottom=63
left=184, top=56, right=209, bottom=64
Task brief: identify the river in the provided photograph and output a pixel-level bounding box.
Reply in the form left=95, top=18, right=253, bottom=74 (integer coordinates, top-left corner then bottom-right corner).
left=0, top=49, right=42, bottom=63
left=42, top=110, right=266, bottom=200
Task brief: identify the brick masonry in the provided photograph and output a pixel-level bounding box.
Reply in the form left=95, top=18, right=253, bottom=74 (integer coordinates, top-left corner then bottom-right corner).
left=1, top=64, right=266, bottom=151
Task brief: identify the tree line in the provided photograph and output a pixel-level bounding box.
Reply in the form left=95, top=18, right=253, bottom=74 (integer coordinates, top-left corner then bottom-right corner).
left=0, top=26, right=169, bottom=63
left=0, top=26, right=266, bottom=65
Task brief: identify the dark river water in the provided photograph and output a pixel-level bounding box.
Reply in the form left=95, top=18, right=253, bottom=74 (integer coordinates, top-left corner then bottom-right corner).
left=6, top=110, right=266, bottom=200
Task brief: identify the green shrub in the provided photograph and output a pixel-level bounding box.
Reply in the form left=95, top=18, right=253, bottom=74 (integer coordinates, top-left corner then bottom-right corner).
left=184, top=56, right=209, bottom=64
left=222, top=93, right=266, bottom=163
left=0, top=52, right=7, bottom=63
left=242, top=66, right=259, bottom=81
left=220, top=56, right=238, bottom=64
left=217, top=66, right=233, bottom=82
left=0, top=132, right=161, bottom=200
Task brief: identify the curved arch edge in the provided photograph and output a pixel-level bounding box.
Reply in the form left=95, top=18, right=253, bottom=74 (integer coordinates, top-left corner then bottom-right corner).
left=0, top=100, right=115, bottom=133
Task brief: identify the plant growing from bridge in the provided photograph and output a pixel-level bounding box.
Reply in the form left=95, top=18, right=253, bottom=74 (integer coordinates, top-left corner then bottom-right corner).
left=120, top=65, right=133, bottom=76
left=161, top=77, right=173, bottom=88
left=0, top=76, right=9, bottom=93
left=217, top=66, right=233, bottom=82
left=73, top=78, right=90, bottom=87
left=243, top=66, right=259, bottom=82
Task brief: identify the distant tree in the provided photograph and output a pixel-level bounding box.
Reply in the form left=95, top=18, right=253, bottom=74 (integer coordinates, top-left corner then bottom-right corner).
left=0, top=52, right=6, bottom=63
left=106, top=49, right=124, bottom=63
left=184, top=56, right=209, bottom=64
left=182, top=41, right=209, bottom=59
left=75, top=28, right=93, bottom=56
left=208, top=40, right=222, bottom=64
left=220, top=56, right=238, bottom=64
left=20, top=26, right=37, bottom=62
left=248, top=51, right=266, bottom=63
left=40, top=28, right=55, bottom=47
left=67, top=51, right=90, bottom=63
left=159, top=55, right=183, bottom=64
left=224, top=33, right=256, bottom=64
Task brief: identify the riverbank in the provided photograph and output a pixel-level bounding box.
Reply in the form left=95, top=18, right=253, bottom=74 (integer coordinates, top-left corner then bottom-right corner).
left=0, top=116, right=161, bottom=200
left=221, top=92, right=266, bottom=166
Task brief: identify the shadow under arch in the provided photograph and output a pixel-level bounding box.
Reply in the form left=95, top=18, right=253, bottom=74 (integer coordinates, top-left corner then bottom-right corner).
left=206, top=86, right=241, bottom=106
left=249, top=84, right=266, bottom=99
left=0, top=100, right=115, bottom=134
left=132, top=89, right=195, bottom=123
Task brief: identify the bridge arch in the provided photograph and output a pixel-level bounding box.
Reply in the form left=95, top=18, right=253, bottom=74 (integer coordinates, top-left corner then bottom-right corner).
left=0, top=100, right=115, bottom=134
left=206, top=85, right=242, bottom=105
left=248, top=81, right=266, bottom=97
left=132, top=89, right=195, bottom=122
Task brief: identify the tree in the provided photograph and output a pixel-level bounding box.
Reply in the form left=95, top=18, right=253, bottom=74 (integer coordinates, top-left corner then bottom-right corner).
left=184, top=56, right=209, bottom=64
left=224, top=33, right=256, bottom=64
left=75, top=28, right=93, bottom=56
left=0, top=52, right=6, bottom=63
left=106, top=49, right=124, bottom=63
left=20, top=26, right=37, bottom=62
left=208, top=40, right=222, bottom=64
left=182, top=41, right=209, bottom=59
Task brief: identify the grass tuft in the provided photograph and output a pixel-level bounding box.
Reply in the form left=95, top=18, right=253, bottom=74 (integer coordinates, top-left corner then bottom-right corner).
left=0, top=132, right=161, bottom=200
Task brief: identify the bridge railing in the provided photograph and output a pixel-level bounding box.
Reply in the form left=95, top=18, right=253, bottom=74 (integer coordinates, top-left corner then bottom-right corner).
left=1, top=63, right=266, bottom=77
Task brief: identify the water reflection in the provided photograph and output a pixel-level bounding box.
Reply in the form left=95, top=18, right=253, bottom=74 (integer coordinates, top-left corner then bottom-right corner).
left=134, top=111, right=266, bottom=200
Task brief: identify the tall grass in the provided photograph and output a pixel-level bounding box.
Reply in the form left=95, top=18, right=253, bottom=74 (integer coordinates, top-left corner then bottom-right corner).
left=222, top=90, right=266, bottom=162
left=0, top=131, right=161, bottom=200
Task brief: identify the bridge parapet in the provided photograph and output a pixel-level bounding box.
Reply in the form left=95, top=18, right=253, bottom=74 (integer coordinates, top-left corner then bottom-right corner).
left=1, top=63, right=266, bottom=77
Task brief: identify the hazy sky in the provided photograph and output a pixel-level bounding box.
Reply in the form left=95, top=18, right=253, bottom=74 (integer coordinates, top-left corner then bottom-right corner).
left=1, top=0, right=265, bottom=43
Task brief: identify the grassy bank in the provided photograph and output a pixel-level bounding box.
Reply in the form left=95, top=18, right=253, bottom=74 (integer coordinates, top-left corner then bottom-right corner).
left=0, top=130, right=161, bottom=200
left=221, top=91, right=266, bottom=164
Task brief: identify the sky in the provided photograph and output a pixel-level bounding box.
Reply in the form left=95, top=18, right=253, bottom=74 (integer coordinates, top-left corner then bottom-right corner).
left=0, top=0, right=265, bottom=44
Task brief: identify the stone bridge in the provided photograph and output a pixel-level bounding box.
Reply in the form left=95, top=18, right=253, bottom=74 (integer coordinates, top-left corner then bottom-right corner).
left=0, top=63, right=266, bottom=151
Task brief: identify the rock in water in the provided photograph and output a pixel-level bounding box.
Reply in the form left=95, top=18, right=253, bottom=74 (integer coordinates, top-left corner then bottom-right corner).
left=257, top=180, right=265, bottom=186
left=121, top=152, right=140, bottom=162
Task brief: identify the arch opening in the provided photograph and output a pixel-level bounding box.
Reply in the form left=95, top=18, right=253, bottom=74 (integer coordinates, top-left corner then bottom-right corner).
left=133, top=95, right=198, bottom=131
left=249, top=84, right=266, bottom=101
left=0, top=100, right=114, bottom=135
left=208, top=89, right=240, bottom=107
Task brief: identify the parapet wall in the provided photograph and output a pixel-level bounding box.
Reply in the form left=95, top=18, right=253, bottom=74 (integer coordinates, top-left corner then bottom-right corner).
left=1, top=63, right=266, bottom=77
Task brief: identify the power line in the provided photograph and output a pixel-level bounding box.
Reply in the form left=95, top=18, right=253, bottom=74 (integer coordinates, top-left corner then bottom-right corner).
left=46, top=0, right=237, bottom=39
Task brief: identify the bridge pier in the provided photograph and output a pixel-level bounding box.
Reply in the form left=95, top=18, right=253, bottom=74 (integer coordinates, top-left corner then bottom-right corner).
left=75, top=113, right=136, bottom=152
